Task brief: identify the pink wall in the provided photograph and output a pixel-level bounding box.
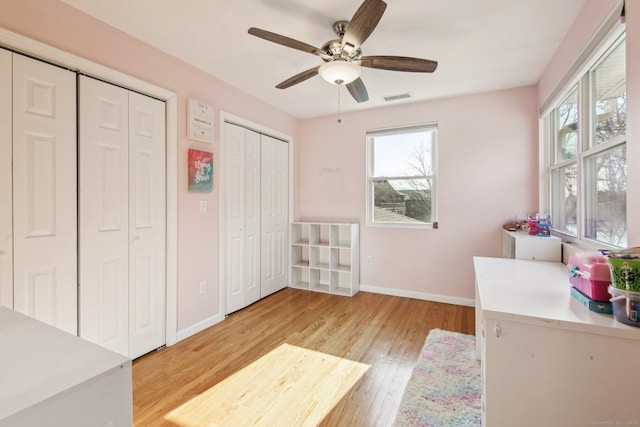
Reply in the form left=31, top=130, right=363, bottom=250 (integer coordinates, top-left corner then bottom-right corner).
left=297, top=86, right=539, bottom=301
left=0, top=0, right=298, bottom=333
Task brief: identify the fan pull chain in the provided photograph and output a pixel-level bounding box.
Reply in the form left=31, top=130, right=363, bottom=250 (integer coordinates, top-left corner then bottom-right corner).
left=337, top=84, right=342, bottom=124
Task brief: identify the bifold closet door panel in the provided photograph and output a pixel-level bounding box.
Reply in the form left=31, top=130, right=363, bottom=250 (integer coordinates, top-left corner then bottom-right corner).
left=78, top=76, right=130, bottom=356
left=224, top=122, right=247, bottom=314
left=260, top=135, right=288, bottom=298
left=128, top=91, right=166, bottom=359
left=0, top=49, right=12, bottom=309
left=244, top=129, right=261, bottom=308
left=12, top=54, right=77, bottom=335
left=79, top=77, right=166, bottom=359
left=224, top=122, right=261, bottom=314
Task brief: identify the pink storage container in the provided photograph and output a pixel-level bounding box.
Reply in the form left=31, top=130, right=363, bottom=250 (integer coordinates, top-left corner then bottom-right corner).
left=568, top=252, right=612, bottom=302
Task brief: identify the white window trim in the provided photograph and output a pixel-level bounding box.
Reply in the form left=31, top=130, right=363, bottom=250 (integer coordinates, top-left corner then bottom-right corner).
left=542, top=28, right=627, bottom=250
left=365, top=123, right=438, bottom=229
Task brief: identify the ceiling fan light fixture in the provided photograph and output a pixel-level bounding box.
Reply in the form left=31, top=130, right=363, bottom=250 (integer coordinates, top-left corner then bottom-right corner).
left=319, top=60, right=361, bottom=85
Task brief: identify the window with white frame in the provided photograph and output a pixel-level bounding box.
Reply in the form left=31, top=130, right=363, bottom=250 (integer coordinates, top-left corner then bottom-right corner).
left=366, top=123, right=437, bottom=228
left=545, top=33, right=626, bottom=247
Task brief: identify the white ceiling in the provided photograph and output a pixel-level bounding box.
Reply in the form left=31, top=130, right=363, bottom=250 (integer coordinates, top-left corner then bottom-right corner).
left=60, top=0, right=586, bottom=119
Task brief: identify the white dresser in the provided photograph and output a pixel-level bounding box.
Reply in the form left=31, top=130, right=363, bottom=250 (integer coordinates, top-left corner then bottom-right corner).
left=474, top=257, right=640, bottom=427
left=0, top=307, right=132, bottom=427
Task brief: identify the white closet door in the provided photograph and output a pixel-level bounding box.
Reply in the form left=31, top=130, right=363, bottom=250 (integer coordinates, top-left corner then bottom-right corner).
left=128, top=91, right=166, bottom=359
left=12, top=54, right=77, bottom=334
left=260, top=135, right=288, bottom=297
left=0, top=49, right=12, bottom=309
left=225, top=122, right=247, bottom=314
left=79, top=76, right=129, bottom=355
left=224, top=123, right=261, bottom=314
left=244, top=130, right=261, bottom=307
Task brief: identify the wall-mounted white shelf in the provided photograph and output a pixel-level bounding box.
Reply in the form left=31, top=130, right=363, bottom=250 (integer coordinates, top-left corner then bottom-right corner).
left=290, top=222, right=359, bottom=296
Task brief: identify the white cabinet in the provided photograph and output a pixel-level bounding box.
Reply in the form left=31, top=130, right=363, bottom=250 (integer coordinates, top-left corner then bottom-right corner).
left=501, top=229, right=561, bottom=262
left=474, top=257, right=640, bottom=427
left=0, top=307, right=131, bottom=427
left=290, top=222, right=359, bottom=296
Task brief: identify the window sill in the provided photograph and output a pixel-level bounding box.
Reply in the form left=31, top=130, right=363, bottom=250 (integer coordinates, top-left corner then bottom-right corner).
left=366, top=221, right=437, bottom=230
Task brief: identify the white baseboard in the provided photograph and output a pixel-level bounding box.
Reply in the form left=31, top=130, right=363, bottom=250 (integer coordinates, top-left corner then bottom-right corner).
left=359, top=284, right=475, bottom=307
left=176, top=314, right=224, bottom=343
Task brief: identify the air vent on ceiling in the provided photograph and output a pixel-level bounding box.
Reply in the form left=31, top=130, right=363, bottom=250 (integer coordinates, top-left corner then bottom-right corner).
left=383, top=93, right=411, bottom=102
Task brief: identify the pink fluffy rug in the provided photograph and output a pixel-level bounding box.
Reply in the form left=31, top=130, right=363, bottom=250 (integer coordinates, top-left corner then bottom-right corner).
left=393, top=329, right=481, bottom=426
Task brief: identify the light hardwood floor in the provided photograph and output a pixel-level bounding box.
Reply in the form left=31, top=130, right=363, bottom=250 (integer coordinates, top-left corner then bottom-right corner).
left=133, top=288, right=475, bottom=426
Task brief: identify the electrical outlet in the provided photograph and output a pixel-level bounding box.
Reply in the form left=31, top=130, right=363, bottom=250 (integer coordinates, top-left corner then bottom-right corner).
left=199, top=280, right=207, bottom=294
left=367, top=256, right=373, bottom=265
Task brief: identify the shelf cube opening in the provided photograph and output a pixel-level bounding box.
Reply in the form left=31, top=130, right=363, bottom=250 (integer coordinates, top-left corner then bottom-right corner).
left=310, top=268, right=331, bottom=293
left=291, top=223, right=310, bottom=244
left=330, top=271, right=352, bottom=295
left=330, top=247, right=351, bottom=271
left=291, top=267, right=309, bottom=289
left=309, top=224, right=320, bottom=245
left=330, top=224, right=352, bottom=247
left=310, top=246, right=330, bottom=269
left=291, top=245, right=309, bottom=267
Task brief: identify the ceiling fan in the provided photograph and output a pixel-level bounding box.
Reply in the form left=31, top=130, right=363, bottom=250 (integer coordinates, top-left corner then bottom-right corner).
left=248, top=0, right=438, bottom=103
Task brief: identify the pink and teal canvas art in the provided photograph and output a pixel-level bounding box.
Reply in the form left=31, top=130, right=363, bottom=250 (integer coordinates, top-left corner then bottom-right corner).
left=188, top=148, right=213, bottom=192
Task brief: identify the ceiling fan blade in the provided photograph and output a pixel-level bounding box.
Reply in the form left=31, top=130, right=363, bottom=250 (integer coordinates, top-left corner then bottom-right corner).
left=276, top=66, right=321, bottom=89
left=346, top=78, right=369, bottom=103
left=248, top=27, right=328, bottom=59
left=360, top=56, right=438, bottom=73
left=342, top=0, right=387, bottom=52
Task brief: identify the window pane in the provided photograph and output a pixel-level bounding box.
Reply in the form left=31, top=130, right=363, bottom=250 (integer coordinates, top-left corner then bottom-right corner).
left=593, top=39, right=626, bottom=146
left=585, top=145, right=627, bottom=247
left=551, top=164, right=577, bottom=236
left=555, top=88, right=578, bottom=162
left=373, top=178, right=432, bottom=223
left=368, top=124, right=437, bottom=227
left=546, top=33, right=627, bottom=248
left=373, top=130, right=434, bottom=177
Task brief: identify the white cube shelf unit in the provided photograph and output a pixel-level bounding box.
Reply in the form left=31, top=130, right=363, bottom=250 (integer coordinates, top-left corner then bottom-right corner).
left=290, top=222, right=360, bottom=296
